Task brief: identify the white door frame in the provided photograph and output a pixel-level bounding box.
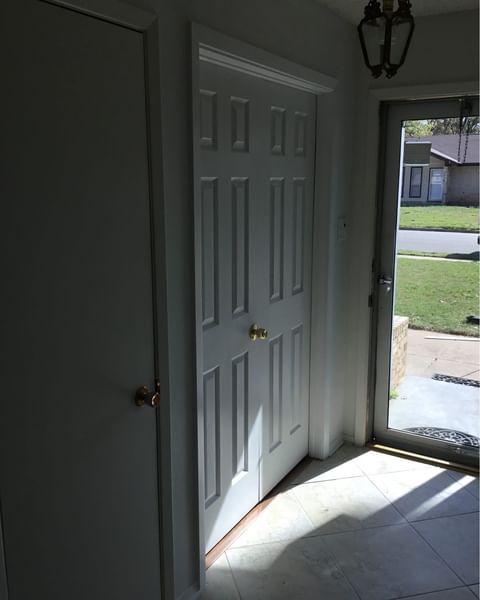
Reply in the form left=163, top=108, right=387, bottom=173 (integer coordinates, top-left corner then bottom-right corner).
left=348, top=80, right=479, bottom=450
left=190, top=23, right=337, bottom=584
left=29, top=1, right=175, bottom=597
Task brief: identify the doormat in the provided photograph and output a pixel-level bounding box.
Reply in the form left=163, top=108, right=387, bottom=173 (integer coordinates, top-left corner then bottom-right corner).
left=432, top=373, right=480, bottom=388
left=404, top=426, right=479, bottom=448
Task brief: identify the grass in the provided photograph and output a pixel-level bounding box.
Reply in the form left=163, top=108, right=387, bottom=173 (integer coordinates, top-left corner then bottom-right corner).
left=394, top=257, right=479, bottom=337
left=399, top=206, right=479, bottom=232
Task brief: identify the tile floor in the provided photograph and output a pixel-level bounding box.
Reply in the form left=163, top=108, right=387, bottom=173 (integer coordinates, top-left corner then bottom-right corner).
left=202, top=446, right=479, bottom=600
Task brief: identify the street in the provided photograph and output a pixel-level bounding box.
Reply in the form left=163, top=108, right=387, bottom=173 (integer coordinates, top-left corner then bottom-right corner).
left=397, top=229, right=479, bottom=254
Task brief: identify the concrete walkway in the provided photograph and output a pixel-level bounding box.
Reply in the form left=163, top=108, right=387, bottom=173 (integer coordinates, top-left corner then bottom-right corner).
left=406, top=329, right=480, bottom=381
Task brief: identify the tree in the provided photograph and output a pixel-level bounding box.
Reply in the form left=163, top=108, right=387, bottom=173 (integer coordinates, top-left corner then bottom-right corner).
left=404, top=120, right=433, bottom=137
left=404, top=117, right=479, bottom=137
left=428, top=117, right=480, bottom=135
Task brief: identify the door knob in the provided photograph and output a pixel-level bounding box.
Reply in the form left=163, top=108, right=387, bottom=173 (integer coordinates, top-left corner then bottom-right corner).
left=249, top=324, right=268, bottom=341
left=135, top=379, right=161, bottom=407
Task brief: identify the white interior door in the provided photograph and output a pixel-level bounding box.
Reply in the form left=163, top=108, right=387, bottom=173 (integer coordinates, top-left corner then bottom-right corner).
left=197, top=60, right=316, bottom=551
left=0, top=3, right=163, bottom=598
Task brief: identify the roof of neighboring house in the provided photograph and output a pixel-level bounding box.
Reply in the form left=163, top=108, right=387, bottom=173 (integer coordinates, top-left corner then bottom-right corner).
left=406, top=134, right=479, bottom=165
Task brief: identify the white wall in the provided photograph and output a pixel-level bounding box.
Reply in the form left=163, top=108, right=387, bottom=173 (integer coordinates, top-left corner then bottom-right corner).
left=121, top=0, right=358, bottom=597
left=345, top=10, right=479, bottom=445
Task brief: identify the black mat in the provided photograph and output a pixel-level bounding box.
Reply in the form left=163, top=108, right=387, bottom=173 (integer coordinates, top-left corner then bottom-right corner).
left=404, top=426, right=479, bottom=448
left=432, top=373, right=480, bottom=388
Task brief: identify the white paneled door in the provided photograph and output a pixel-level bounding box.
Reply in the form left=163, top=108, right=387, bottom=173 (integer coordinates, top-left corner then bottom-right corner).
left=197, top=62, right=316, bottom=551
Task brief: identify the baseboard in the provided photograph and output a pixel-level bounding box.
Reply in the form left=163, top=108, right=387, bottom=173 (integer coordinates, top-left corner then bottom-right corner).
left=328, top=434, right=347, bottom=457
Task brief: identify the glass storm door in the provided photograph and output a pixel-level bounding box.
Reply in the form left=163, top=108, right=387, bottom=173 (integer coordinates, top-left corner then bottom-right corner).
left=373, top=97, right=479, bottom=468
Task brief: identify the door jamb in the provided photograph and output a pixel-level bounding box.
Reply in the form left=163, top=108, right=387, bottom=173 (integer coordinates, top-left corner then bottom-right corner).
left=356, top=81, right=479, bottom=449
left=190, top=22, right=337, bottom=589
left=37, top=1, right=174, bottom=597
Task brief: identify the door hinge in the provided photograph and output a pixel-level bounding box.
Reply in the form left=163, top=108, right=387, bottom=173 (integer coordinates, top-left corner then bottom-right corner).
left=368, top=294, right=373, bottom=307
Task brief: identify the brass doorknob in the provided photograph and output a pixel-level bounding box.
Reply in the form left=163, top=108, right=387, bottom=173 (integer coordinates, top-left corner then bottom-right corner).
left=135, top=381, right=161, bottom=407
left=249, top=324, right=268, bottom=341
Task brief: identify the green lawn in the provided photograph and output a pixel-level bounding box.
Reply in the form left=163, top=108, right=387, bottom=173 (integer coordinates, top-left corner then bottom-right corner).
left=394, top=257, right=479, bottom=337
left=400, top=206, right=479, bottom=232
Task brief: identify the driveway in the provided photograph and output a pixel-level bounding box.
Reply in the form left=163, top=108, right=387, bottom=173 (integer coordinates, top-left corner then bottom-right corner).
left=397, top=229, right=479, bottom=255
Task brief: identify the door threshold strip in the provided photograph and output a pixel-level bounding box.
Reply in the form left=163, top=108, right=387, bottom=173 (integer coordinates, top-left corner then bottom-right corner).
left=368, top=442, right=479, bottom=476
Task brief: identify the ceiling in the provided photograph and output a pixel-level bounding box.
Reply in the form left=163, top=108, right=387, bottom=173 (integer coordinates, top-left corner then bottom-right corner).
left=313, top=0, right=479, bottom=24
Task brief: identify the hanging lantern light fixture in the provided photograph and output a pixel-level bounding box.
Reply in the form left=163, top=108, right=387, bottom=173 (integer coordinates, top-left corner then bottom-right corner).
left=358, top=0, right=415, bottom=78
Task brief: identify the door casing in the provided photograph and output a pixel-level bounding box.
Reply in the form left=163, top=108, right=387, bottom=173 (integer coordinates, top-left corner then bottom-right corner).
left=191, top=23, right=337, bottom=580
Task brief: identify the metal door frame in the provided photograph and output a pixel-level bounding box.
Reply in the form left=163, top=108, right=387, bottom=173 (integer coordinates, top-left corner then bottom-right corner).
left=371, top=95, right=479, bottom=468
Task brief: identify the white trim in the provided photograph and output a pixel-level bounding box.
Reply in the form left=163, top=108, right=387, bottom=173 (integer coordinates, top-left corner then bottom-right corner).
left=371, top=81, right=479, bottom=101
left=193, top=24, right=337, bottom=96
left=308, top=94, right=335, bottom=460
left=42, top=0, right=155, bottom=30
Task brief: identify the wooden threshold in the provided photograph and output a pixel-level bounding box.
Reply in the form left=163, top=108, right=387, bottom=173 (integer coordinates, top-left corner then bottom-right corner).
left=205, top=456, right=311, bottom=569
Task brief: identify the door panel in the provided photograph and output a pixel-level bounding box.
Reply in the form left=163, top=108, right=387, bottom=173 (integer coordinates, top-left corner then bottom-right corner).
left=257, top=84, right=316, bottom=496
left=198, top=62, right=316, bottom=551
left=200, top=65, right=262, bottom=552
left=0, top=3, right=161, bottom=598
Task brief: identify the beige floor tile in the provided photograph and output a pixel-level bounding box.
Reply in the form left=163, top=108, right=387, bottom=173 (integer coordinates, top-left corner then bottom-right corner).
left=293, top=476, right=405, bottom=534
left=353, top=449, right=433, bottom=475
left=321, top=524, right=462, bottom=600
left=369, top=468, right=479, bottom=521
left=288, top=448, right=365, bottom=485
left=230, top=489, right=314, bottom=548
left=447, top=470, right=480, bottom=500
left=413, top=513, right=480, bottom=585
left=397, top=587, right=479, bottom=599
left=202, top=554, right=240, bottom=600
left=226, top=537, right=359, bottom=600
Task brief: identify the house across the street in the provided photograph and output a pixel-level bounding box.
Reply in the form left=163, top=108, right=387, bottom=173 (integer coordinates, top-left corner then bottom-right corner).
left=402, top=134, right=479, bottom=205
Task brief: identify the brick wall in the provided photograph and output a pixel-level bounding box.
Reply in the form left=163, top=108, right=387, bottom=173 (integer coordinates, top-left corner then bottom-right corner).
left=391, top=316, right=409, bottom=390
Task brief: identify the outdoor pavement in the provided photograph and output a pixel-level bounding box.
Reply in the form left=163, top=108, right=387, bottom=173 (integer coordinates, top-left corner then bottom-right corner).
left=390, top=376, right=479, bottom=438
left=389, top=329, right=480, bottom=441
left=406, top=329, right=480, bottom=381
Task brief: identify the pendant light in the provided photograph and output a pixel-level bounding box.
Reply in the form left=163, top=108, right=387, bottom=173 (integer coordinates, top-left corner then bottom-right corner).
left=358, top=0, right=415, bottom=78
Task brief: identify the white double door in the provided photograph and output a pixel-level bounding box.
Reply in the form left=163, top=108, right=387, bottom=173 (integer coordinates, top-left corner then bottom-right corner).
left=197, top=62, right=316, bottom=550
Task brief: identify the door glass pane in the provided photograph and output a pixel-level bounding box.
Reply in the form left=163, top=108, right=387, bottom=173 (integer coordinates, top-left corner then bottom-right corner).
left=429, top=168, right=444, bottom=201
left=388, top=116, right=480, bottom=450
left=409, top=166, right=422, bottom=197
